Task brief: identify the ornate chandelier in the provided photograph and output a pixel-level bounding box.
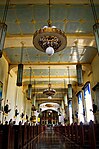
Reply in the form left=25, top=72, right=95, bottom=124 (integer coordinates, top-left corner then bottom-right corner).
left=33, top=0, right=67, bottom=56
left=43, top=66, right=56, bottom=98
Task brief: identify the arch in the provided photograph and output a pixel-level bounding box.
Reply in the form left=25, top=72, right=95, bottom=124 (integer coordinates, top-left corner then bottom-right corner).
left=39, top=102, right=60, bottom=112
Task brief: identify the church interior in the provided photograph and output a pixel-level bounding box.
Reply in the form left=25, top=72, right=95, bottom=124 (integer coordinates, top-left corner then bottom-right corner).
left=0, top=0, right=99, bottom=148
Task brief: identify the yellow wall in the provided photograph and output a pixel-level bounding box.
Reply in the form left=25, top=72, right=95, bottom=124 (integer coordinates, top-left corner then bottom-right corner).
left=91, top=54, right=99, bottom=85
left=83, top=54, right=99, bottom=100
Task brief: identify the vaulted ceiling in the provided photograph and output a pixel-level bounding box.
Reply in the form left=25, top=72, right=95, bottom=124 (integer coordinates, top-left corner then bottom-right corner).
left=1, top=0, right=99, bottom=104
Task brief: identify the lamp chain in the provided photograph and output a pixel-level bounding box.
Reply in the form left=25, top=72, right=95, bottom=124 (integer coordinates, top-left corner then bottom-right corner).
left=74, top=41, right=80, bottom=63
left=49, top=66, right=50, bottom=84
left=29, top=67, right=32, bottom=84
left=67, top=66, right=70, bottom=84
left=89, top=0, right=98, bottom=24
left=48, top=0, right=51, bottom=27
left=64, top=79, right=66, bottom=93
left=34, top=80, right=35, bottom=95
left=20, top=42, right=24, bottom=64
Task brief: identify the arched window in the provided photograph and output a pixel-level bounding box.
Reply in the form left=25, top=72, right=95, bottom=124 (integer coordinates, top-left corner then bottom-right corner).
left=78, top=91, right=84, bottom=123
left=68, top=100, right=72, bottom=124
left=83, top=82, right=94, bottom=122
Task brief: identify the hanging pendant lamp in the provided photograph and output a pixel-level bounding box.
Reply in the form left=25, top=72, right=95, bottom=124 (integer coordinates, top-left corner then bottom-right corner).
left=16, top=42, right=24, bottom=86
left=64, top=94, right=68, bottom=106
left=31, top=80, right=36, bottom=111
left=73, top=41, right=83, bottom=86
left=0, top=0, right=10, bottom=58
left=89, top=0, right=99, bottom=54
left=27, top=67, right=32, bottom=100
left=67, top=67, right=72, bottom=99
left=31, top=80, right=36, bottom=114
left=32, top=80, right=36, bottom=106
left=68, top=84, right=72, bottom=99
left=64, top=79, right=68, bottom=106
left=17, top=64, right=23, bottom=86
left=76, top=63, right=83, bottom=86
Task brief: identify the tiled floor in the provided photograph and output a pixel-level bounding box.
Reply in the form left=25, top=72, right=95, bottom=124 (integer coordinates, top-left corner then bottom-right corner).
left=33, top=127, right=80, bottom=149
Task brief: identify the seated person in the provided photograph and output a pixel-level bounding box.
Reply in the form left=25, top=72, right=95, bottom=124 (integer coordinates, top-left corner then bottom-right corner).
left=93, top=103, right=97, bottom=113
left=90, top=99, right=97, bottom=113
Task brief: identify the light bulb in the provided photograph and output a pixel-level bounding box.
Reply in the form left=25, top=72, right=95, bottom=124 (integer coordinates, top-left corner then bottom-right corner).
left=48, top=96, right=52, bottom=99
left=52, top=26, right=56, bottom=28
left=43, top=26, right=48, bottom=29
left=46, top=46, right=54, bottom=56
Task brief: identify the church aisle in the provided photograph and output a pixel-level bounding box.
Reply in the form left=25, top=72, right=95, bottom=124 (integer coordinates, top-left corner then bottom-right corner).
left=32, top=127, right=80, bottom=149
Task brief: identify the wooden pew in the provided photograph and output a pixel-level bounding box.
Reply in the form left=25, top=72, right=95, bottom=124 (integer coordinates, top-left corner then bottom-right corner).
left=89, top=120, right=96, bottom=149
left=0, top=125, right=8, bottom=149
left=53, top=121, right=98, bottom=149
left=8, top=124, right=14, bottom=149
left=73, top=122, right=79, bottom=144
left=94, top=123, right=99, bottom=148
left=0, top=124, right=45, bottom=149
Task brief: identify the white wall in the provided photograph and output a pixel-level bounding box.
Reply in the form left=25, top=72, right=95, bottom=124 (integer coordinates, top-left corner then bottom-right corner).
left=0, top=56, right=9, bottom=122
left=5, top=69, right=24, bottom=124
left=0, top=56, right=9, bottom=100
left=0, top=56, right=31, bottom=124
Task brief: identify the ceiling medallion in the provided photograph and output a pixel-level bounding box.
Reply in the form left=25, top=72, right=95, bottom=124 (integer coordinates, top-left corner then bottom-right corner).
left=43, top=67, right=56, bottom=98
left=33, top=0, right=67, bottom=56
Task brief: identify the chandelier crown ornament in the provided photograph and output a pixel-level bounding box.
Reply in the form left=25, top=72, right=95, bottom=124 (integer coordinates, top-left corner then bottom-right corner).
left=33, top=0, right=67, bottom=56
left=43, top=66, right=56, bottom=98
